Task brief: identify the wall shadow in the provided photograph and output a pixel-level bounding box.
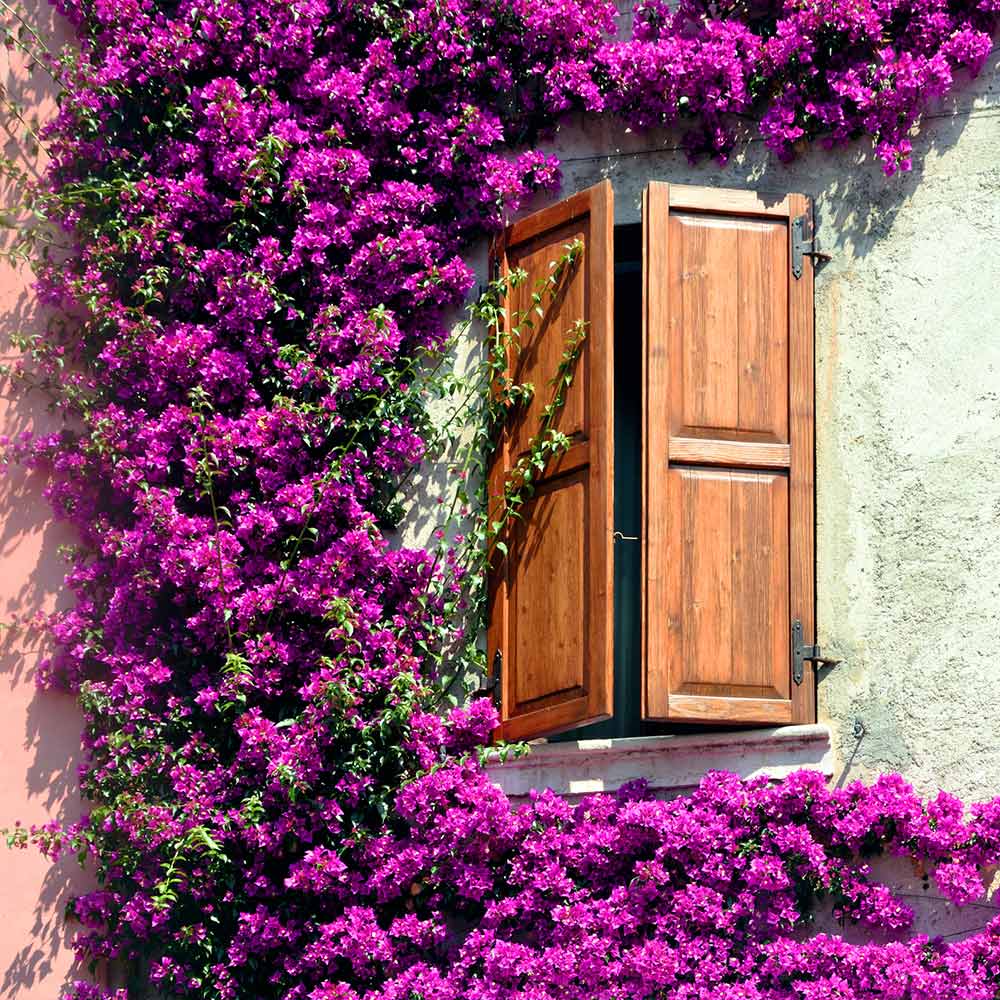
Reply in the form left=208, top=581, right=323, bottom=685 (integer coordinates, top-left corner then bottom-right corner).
left=0, top=3, right=94, bottom=998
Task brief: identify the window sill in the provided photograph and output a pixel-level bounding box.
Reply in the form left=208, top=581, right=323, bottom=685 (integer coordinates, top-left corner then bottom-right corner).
left=485, top=724, right=833, bottom=802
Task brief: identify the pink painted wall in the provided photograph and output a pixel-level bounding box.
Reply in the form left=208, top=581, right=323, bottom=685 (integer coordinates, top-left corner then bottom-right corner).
left=0, top=4, right=93, bottom=997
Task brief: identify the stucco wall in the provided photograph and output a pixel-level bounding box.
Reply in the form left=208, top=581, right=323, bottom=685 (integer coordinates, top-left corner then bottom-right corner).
left=0, top=4, right=92, bottom=998
left=404, top=57, right=1000, bottom=804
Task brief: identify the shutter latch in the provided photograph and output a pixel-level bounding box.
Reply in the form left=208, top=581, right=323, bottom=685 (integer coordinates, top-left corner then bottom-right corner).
left=791, top=214, right=830, bottom=279
left=791, top=619, right=841, bottom=684
left=478, top=649, right=502, bottom=707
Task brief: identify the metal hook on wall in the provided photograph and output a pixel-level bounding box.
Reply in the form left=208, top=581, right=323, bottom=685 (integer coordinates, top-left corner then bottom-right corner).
left=613, top=530, right=640, bottom=543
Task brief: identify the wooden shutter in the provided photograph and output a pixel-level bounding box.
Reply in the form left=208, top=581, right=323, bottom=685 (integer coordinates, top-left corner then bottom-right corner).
left=642, top=183, right=815, bottom=726
left=487, top=181, right=614, bottom=741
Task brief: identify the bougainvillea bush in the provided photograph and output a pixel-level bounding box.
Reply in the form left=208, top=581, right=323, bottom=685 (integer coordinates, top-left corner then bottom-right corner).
left=5, top=0, right=1000, bottom=996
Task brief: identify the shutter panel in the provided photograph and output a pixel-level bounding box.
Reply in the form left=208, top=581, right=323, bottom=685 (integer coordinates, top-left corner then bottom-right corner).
left=642, top=183, right=816, bottom=725
left=487, top=181, right=614, bottom=741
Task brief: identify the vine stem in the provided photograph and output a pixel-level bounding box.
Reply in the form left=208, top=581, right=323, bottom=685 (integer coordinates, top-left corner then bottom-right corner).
left=428, top=239, right=584, bottom=567
left=0, top=93, right=44, bottom=147
left=419, top=240, right=587, bottom=703
left=0, top=0, right=66, bottom=87
left=191, top=394, right=235, bottom=652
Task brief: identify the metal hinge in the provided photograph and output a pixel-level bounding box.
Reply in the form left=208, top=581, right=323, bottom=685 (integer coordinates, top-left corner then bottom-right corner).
left=478, top=649, right=502, bottom=707
left=791, top=619, right=841, bottom=685
left=791, top=213, right=831, bottom=279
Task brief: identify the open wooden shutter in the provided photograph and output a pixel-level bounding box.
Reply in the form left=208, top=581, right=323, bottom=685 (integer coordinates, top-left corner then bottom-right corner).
left=642, top=183, right=815, bottom=726
left=487, top=181, right=614, bottom=741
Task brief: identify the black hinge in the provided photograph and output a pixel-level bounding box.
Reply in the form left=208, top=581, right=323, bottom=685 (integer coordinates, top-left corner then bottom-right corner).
left=791, top=619, right=841, bottom=684
left=791, top=213, right=830, bottom=279
left=478, top=649, right=502, bottom=707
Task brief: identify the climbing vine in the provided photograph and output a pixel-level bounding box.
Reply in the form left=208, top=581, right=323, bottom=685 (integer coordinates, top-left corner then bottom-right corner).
left=1, top=0, right=1000, bottom=997
left=417, top=237, right=587, bottom=702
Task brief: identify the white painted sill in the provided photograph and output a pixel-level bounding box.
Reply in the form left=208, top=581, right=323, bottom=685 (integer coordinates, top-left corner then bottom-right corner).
left=485, top=724, right=833, bottom=802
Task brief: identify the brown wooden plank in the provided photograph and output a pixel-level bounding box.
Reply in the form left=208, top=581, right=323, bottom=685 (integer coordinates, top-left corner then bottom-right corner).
left=680, top=469, right=733, bottom=695
left=666, top=695, right=793, bottom=724
left=768, top=471, right=793, bottom=700
left=659, top=468, right=790, bottom=703
left=672, top=213, right=740, bottom=433
left=500, top=692, right=607, bottom=743
left=737, top=220, right=789, bottom=439
left=731, top=471, right=768, bottom=695
left=642, top=181, right=671, bottom=720
left=522, top=440, right=589, bottom=481
left=588, top=179, right=616, bottom=734
left=488, top=180, right=615, bottom=741
left=643, top=182, right=815, bottom=726
left=507, top=187, right=596, bottom=246
left=670, top=212, right=790, bottom=444
left=668, top=438, right=790, bottom=468
left=507, top=217, right=589, bottom=462
left=510, top=472, right=586, bottom=711
left=668, top=185, right=795, bottom=217
left=731, top=471, right=790, bottom=701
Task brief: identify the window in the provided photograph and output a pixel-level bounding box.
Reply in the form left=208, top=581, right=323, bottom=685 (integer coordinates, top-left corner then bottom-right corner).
left=487, top=181, right=816, bottom=742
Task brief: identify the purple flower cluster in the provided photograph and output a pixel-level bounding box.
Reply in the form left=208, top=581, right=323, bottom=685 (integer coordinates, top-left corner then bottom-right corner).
left=341, top=766, right=1000, bottom=1000
left=12, top=0, right=999, bottom=997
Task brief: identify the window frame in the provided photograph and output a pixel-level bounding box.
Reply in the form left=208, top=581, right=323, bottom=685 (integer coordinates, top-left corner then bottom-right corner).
left=487, top=180, right=818, bottom=743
